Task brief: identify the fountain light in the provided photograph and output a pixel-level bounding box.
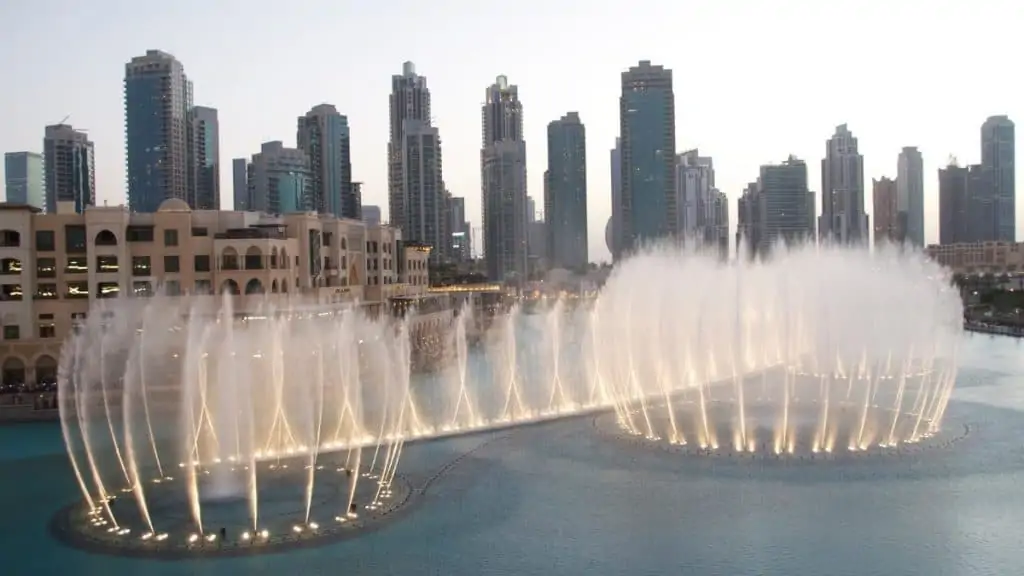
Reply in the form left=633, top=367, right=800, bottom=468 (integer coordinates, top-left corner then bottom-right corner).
left=188, top=534, right=199, bottom=544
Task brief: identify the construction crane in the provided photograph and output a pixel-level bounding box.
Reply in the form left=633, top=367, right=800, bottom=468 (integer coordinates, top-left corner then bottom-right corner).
left=52, top=115, right=88, bottom=131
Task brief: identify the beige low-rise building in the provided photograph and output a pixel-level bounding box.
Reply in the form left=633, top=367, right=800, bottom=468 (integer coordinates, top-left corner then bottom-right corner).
left=925, top=241, right=1024, bottom=276
left=0, top=199, right=433, bottom=390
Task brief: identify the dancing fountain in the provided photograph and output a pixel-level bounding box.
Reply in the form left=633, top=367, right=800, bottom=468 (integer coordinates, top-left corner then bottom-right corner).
left=54, top=243, right=963, bottom=557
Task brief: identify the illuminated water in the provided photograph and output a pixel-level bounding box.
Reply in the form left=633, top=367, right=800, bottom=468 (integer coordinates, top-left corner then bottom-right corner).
left=1, top=332, right=1022, bottom=575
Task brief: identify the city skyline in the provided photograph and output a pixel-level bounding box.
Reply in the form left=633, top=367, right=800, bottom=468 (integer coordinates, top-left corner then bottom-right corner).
left=1, top=1, right=1021, bottom=262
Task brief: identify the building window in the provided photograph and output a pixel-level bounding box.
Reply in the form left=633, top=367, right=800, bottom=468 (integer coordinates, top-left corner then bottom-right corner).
left=66, top=282, right=89, bottom=299
left=36, top=258, right=56, bottom=278
left=126, top=226, right=154, bottom=242
left=64, top=225, right=87, bottom=253
left=39, top=323, right=56, bottom=338
left=194, top=255, right=210, bottom=272
left=164, top=229, right=179, bottom=247
left=35, top=230, right=55, bottom=251
left=132, top=281, right=153, bottom=297
left=0, top=230, right=20, bottom=248
left=324, top=232, right=333, bottom=247
left=35, top=283, right=57, bottom=299
left=97, top=282, right=119, bottom=298
left=97, top=255, right=118, bottom=273
left=194, top=279, right=212, bottom=294
left=1, top=284, right=23, bottom=301
left=0, top=258, right=22, bottom=275
left=165, top=280, right=181, bottom=296
left=164, top=255, right=180, bottom=274
left=3, top=325, right=19, bottom=340
left=192, top=227, right=208, bottom=237
left=132, top=256, right=151, bottom=276
left=65, top=256, right=88, bottom=274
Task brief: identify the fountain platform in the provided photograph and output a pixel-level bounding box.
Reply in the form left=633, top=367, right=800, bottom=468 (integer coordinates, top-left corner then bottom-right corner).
left=50, top=455, right=416, bottom=560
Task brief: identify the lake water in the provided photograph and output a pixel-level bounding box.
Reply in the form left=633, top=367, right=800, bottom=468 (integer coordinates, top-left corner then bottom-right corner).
left=1, top=332, right=1022, bottom=575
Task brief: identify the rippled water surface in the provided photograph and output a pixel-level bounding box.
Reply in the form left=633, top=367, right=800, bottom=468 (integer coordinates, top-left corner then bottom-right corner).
left=1, top=332, right=1022, bottom=575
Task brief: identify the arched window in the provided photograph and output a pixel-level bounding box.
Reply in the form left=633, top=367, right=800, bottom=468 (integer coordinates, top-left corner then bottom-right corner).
left=221, top=247, right=239, bottom=270
left=94, top=229, right=118, bottom=246
left=2, top=357, right=25, bottom=387
left=35, top=355, right=57, bottom=386
left=220, top=279, right=240, bottom=295
left=271, top=279, right=279, bottom=293
left=244, top=278, right=265, bottom=295
left=245, top=246, right=263, bottom=270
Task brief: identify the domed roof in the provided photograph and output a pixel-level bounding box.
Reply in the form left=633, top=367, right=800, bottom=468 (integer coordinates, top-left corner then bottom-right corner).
left=157, top=198, right=192, bottom=212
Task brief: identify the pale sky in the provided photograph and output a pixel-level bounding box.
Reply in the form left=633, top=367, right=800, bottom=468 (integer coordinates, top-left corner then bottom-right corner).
left=1, top=0, right=1021, bottom=263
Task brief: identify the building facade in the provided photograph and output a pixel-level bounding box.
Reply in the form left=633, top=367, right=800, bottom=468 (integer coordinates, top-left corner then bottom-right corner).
left=0, top=199, right=430, bottom=388
left=125, top=50, right=192, bottom=213
left=190, top=106, right=220, bottom=210
left=981, top=115, right=1015, bottom=242
left=43, top=124, right=95, bottom=214
left=872, top=176, right=899, bottom=245
left=297, top=104, right=358, bottom=219
left=4, top=153, right=44, bottom=210
left=232, top=158, right=248, bottom=211
left=619, top=61, right=676, bottom=254
left=675, top=149, right=715, bottom=244
left=819, top=124, right=867, bottom=245
left=926, top=241, right=1024, bottom=275
left=737, top=157, right=812, bottom=258
left=388, top=62, right=432, bottom=241
left=447, top=196, right=471, bottom=262
left=939, top=160, right=987, bottom=245
left=897, top=146, right=924, bottom=246
left=398, top=120, right=448, bottom=264
left=545, top=112, right=588, bottom=271
left=608, top=138, right=622, bottom=259
left=247, top=141, right=313, bottom=215
left=481, top=76, right=528, bottom=282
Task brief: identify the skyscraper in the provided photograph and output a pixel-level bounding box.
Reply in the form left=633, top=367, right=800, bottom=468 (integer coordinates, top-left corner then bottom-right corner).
left=897, top=146, right=924, bottom=246
left=819, top=124, right=867, bottom=245
left=297, top=104, right=358, bottom=219
left=125, top=50, right=192, bottom=212
left=609, top=138, right=622, bottom=259
left=3, top=152, right=44, bottom=210
left=526, top=196, right=537, bottom=223
left=710, top=189, right=729, bottom=261
left=398, top=119, right=448, bottom=263
left=362, top=205, right=381, bottom=226
left=43, top=124, right=95, bottom=214
left=619, top=61, right=676, bottom=254
left=872, top=176, right=899, bottom=245
left=758, top=156, right=812, bottom=255
left=545, top=112, right=588, bottom=270
left=247, top=141, right=312, bottom=215
left=232, top=158, right=248, bottom=211
left=939, top=160, right=987, bottom=244
left=981, top=115, right=1015, bottom=241
left=675, top=149, right=715, bottom=243
left=190, top=106, right=220, bottom=210
left=388, top=62, right=432, bottom=236
left=447, top=196, right=471, bottom=262
left=481, top=75, right=528, bottom=282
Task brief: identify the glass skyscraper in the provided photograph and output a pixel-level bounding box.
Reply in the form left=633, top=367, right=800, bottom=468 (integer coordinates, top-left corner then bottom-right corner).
left=619, top=61, right=676, bottom=255
left=545, top=112, right=588, bottom=270
left=3, top=152, right=44, bottom=210
left=297, top=104, right=358, bottom=219
left=43, top=124, right=95, bottom=214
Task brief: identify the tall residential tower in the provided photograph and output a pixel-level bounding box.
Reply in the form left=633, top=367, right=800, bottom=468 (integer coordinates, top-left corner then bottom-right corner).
left=545, top=112, right=588, bottom=270
left=897, top=146, right=924, bottom=246
left=3, top=152, right=44, bottom=210
left=43, top=124, right=95, bottom=213
left=819, top=124, right=867, bottom=245
left=297, top=104, right=358, bottom=219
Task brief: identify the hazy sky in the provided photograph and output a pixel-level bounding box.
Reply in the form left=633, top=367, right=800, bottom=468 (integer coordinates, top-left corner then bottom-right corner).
left=1, top=0, right=1021, bottom=262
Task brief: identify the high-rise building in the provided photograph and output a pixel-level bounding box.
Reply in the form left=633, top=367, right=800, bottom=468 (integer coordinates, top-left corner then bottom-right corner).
left=247, top=141, right=312, bottom=215
left=872, top=176, right=899, bottom=245
left=190, top=106, right=220, bottom=210
left=297, top=104, right=357, bottom=219
left=806, top=192, right=816, bottom=238
left=710, top=189, right=729, bottom=260
left=125, top=50, right=192, bottom=212
left=609, top=138, right=622, bottom=259
left=897, top=146, right=924, bottom=246
left=3, top=152, right=44, bottom=210
left=362, top=205, right=381, bottom=226
left=619, top=61, right=676, bottom=254
left=43, top=124, right=95, bottom=214
left=388, top=62, right=432, bottom=237
left=738, top=157, right=812, bottom=258
left=939, top=160, right=987, bottom=244
left=981, top=115, right=1015, bottom=241
left=675, top=149, right=715, bottom=242
left=481, top=76, right=528, bottom=282
left=526, top=196, right=537, bottom=223
left=447, top=196, right=471, bottom=262
left=545, top=112, right=588, bottom=270
left=232, top=158, right=248, bottom=211
left=819, top=124, right=867, bottom=245
left=397, top=119, right=448, bottom=263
